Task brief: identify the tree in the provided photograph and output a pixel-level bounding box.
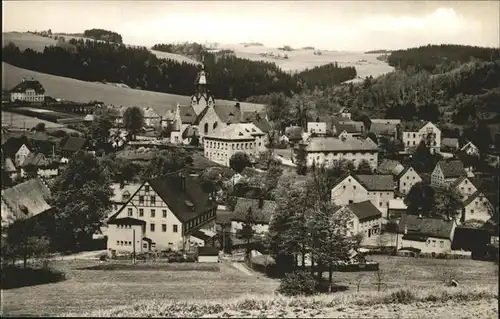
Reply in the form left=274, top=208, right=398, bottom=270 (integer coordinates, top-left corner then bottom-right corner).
left=88, top=108, right=115, bottom=151
left=295, top=146, right=307, bottom=175
left=142, top=149, right=192, bottom=178
left=34, top=122, right=46, bottom=132
left=189, top=135, right=200, bottom=146
left=404, top=182, right=435, bottom=216
left=263, top=158, right=283, bottom=199
left=411, top=140, right=435, bottom=173
left=356, top=159, right=373, bottom=174
left=229, top=152, right=251, bottom=173
left=50, top=151, right=113, bottom=251
left=434, top=189, right=462, bottom=220
left=239, top=206, right=256, bottom=258
left=123, top=107, right=144, bottom=141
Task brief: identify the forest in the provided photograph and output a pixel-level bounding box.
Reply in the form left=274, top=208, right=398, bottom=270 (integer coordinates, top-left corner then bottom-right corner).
left=83, top=29, right=123, bottom=44
left=2, top=40, right=356, bottom=101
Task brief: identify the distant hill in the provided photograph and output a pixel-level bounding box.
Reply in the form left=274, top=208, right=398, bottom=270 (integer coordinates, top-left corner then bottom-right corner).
left=83, top=29, right=122, bottom=43
left=1, top=62, right=265, bottom=116
left=2, top=32, right=394, bottom=77
left=365, top=49, right=392, bottom=54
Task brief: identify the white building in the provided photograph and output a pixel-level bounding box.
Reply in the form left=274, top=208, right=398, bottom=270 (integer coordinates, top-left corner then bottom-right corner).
left=396, top=215, right=456, bottom=257
left=301, top=136, right=378, bottom=170
left=203, top=123, right=266, bottom=166
left=461, top=192, right=493, bottom=225
left=306, top=122, right=327, bottom=136
left=334, top=200, right=382, bottom=238
left=460, top=141, right=480, bottom=157
left=431, top=160, right=466, bottom=189
left=14, top=144, right=31, bottom=167
left=330, top=174, right=395, bottom=219
left=402, top=121, right=441, bottom=154
left=106, top=170, right=217, bottom=252
left=397, top=166, right=422, bottom=195
left=10, top=78, right=45, bottom=103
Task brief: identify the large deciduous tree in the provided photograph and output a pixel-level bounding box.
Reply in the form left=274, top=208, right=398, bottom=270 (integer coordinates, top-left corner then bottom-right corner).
left=229, top=152, right=251, bottom=173
left=123, top=106, right=144, bottom=141
left=404, top=182, right=435, bottom=216
left=50, top=151, right=113, bottom=251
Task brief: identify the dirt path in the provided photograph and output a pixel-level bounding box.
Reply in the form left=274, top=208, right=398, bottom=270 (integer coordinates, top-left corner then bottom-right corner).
left=230, top=262, right=253, bottom=276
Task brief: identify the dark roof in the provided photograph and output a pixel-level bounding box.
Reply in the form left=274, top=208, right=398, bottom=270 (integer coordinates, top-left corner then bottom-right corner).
left=462, top=191, right=490, bottom=207
left=355, top=174, right=395, bottom=191
left=232, top=197, right=277, bottom=224
left=336, top=123, right=360, bottom=134
left=450, top=175, right=469, bottom=189
left=397, top=214, right=455, bottom=239
left=1, top=178, right=51, bottom=225
left=442, top=138, right=459, bottom=148
left=197, top=246, right=218, bottom=256
left=179, top=105, right=197, bottom=124
left=370, top=122, right=398, bottom=135
left=242, top=112, right=272, bottom=133
left=191, top=229, right=216, bottom=242
left=214, top=104, right=242, bottom=124
left=347, top=200, right=382, bottom=221
left=107, top=217, right=146, bottom=225
left=285, top=126, right=303, bottom=141
left=61, top=137, right=87, bottom=152
left=10, top=80, right=45, bottom=94
left=182, top=126, right=198, bottom=139
left=437, top=160, right=465, bottom=178
left=147, top=171, right=217, bottom=223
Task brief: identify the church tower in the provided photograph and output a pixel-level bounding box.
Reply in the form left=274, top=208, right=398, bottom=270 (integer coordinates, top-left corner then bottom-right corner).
left=191, top=57, right=215, bottom=116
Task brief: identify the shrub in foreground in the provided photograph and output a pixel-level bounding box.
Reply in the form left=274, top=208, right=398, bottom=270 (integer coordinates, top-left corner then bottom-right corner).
left=0, top=265, right=66, bottom=289
left=277, top=270, right=317, bottom=296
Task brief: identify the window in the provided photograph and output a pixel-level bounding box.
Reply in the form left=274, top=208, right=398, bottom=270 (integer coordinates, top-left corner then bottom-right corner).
left=128, top=208, right=133, bottom=216
left=470, top=209, right=474, bottom=214
left=139, top=196, right=144, bottom=204
left=426, top=240, right=429, bottom=246
left=116, top=241, right=120, bottom=245
left=413, top=133, right=416, bottom=138
left=150, top=196, right=156, bottom=205
left=120, top=241, right=124, bottom=245
left=145, top=185, right=150, bottom=192
left=139, top=209, right=144, bottom=217
left=432, top=240, right=436, bottom=247
left=150, top=223, right=155, bottom=232
left=213, top=122, right=218, bottom=130
left=143, top=243, right=147, bottom=249
left=379, top=202, right=382, bottom=207
left=343, top=185, right=346, bottom=189
left=162, top=224, right=167, bottom=232
left=353, top=185, right=356, bottom=190
left=173, top=224, right=178, bottom=233
left=204, top=123, right=208, bottom=134
left=162, top=210, right=167, bottom=218
left=440, top=241, right=444, bottom=248
left=403, top=182, right=406, bottom=186
left=151, top=209, right=156, bottom=217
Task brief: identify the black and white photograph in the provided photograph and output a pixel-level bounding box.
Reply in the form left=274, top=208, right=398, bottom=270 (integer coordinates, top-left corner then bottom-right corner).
left=1, top=0, right=499, bottom=317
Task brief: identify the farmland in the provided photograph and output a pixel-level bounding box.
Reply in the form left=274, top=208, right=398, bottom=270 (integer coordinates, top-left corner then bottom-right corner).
left=1, top=255, right=497, bottom=317
left=1, top=111, right=65, bottom=129
left=2, top=32, right=393, bottom=78
left=2, top=62, right=264, bottom=116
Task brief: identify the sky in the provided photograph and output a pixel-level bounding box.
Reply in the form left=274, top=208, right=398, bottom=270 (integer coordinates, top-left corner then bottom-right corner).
left=2, top=1, right=500, bottom=51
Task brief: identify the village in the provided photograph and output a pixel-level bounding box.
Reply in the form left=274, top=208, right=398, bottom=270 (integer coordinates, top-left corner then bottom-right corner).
left=2, top=61, right=499, bottom=270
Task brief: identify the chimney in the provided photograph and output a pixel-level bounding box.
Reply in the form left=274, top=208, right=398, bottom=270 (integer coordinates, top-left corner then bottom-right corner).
left=258, top=198, right=264, bottom=209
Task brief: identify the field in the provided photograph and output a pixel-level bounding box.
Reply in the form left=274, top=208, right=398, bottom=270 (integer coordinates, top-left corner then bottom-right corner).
left=2, top=32, right=393, bottom=78
left=2, top=62, right=264, bottom=117
left=1, top=110, right=65, bottom=129
left=1, top=255, right=497, bottom=317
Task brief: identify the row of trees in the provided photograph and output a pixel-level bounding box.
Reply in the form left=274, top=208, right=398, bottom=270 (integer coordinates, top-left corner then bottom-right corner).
left=83, top=29, right=123, bottom=43
left=2, top=41, right=356, bottom=102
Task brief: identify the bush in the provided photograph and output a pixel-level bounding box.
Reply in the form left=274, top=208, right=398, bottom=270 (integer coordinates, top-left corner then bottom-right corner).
left=383, top=289, right=416, bottom=304
left=0, top=266, right=66, bottom=289
left=277, top=270, right=317, bottom=296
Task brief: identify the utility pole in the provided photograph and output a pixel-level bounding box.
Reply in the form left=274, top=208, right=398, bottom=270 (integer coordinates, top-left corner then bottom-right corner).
left=133, top=229, right=136, bottom=265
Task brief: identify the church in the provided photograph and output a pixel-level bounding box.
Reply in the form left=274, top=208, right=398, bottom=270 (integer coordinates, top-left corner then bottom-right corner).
left=164, top=62, right=272, bottom=145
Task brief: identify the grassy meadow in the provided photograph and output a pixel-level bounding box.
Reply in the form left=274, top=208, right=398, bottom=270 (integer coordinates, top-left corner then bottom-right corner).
left=1, top=255, right=497, bottom=317
left=1, top=111, right=65, bottom=129
left=2, top=62, right=263, bottom=116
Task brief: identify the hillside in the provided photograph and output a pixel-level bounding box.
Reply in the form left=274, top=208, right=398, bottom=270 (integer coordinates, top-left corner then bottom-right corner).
left=2, top=32, right=393, bottom=78
left=1, top=62, right=264, bottom=116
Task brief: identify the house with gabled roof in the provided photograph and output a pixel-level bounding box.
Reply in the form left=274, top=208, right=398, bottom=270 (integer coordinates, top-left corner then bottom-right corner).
left=460, top=141, right=480, bottom=157
left=10, top=78, right=45, bottom=103
left=450, top=176, right=478, bottom=202
left=20, top=152, right=59, bottom=179
left=230, top=197, right=276, bottom=236
left=397, top=166, right=422, bottom=195
left=106, top=170, right=217, bottom=252
left=396, top=214, right=457, bottom=256
left=330, top=173, right=395, bottom=218
left=14, top=143, right=32, bottom=167
left=441, top=137, right=459, bottom=151
left=402, top=121, right=441, bottom=154
left=141, top=107, right=161, bottom=127
left=460, top=191, right=493, bottom=225
left=369, top=120, right=400, bottom=139
left=431, top=160, right=466, bottom=189
left=334, top=200, right=382, bottom=238
left=1, top=178, right=52, bottom=228
left=333, top=122, right=364, bottom=137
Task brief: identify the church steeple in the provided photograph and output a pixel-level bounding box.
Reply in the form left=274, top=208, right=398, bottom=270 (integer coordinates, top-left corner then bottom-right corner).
left=191, top=54, right=215, bottom=116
